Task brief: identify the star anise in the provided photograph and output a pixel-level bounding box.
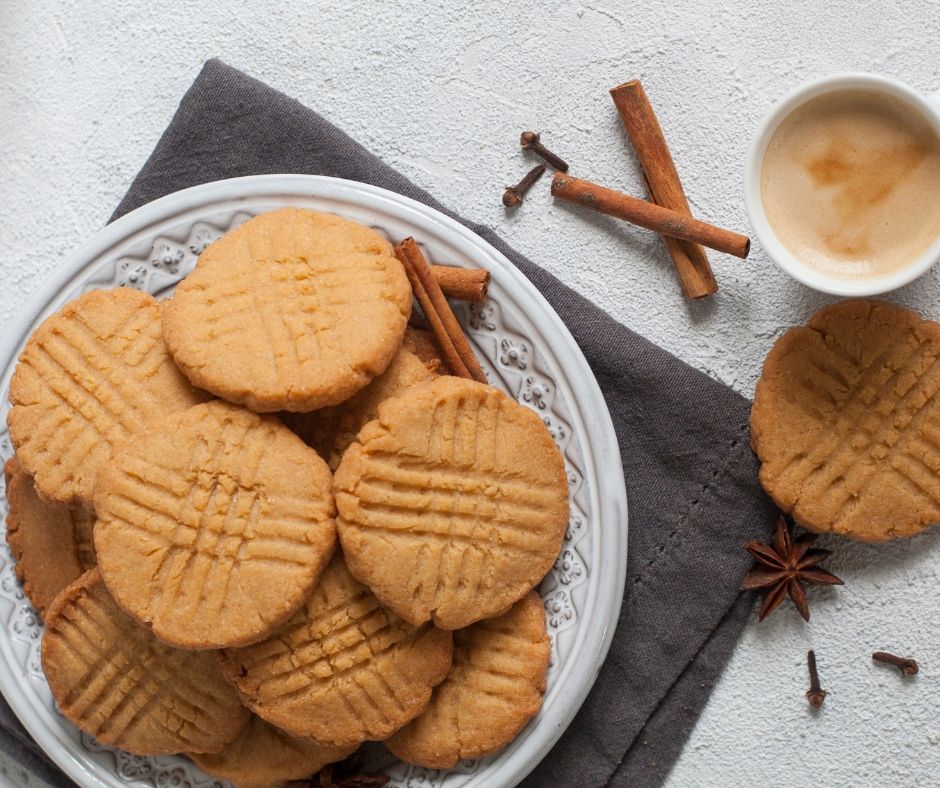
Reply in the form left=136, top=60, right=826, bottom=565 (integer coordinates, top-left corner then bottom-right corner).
left=740, top=515, right=844, bottom=621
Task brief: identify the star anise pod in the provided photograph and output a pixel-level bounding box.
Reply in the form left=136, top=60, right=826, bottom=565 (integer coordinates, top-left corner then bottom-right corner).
left=740, top=515, right=844, bottom=621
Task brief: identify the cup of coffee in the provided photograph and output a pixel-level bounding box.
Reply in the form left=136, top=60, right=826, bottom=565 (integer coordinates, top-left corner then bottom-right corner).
left=744, top=73, right=940, bottom=295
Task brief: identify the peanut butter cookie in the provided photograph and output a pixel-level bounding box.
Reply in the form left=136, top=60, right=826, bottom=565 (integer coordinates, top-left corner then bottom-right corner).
left=403, top=326, right=446, bottom=373
left=282, top=347, right=437, bottom=469
left=94, top=400, right=336, bottom=649
left=386, top=591, right=550, bottom=768
left=334, top=376, right=569, bottom=629
left=189, top=714, right=354, bottom=786
left=162, top=208, right=412, bottom=412
left=4, top=458, right=96, bottom=616
left=7, top=288, right=206, bottom=505
left=219, top=554, right=453, bottom=747
left=752, top=299, right=940, bottom=540
left=42, top=570, right=249, bottom=755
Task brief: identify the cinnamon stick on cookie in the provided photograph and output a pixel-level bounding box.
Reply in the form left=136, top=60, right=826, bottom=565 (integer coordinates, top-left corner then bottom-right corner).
left=430, top=265, right=490, bottom=302
left=395, top=237, right=487, bottom=383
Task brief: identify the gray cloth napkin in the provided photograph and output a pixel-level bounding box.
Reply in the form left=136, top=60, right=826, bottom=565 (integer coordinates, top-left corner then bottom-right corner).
left=0, top=59, right=775, bottom=788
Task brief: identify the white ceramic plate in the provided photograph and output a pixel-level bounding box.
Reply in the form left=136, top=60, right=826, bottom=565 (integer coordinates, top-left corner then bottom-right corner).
left=0, top=175, right=627, bottom=788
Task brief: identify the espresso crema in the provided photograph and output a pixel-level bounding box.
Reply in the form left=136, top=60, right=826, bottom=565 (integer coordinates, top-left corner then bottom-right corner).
left=761, top=89, right=940, bottom=279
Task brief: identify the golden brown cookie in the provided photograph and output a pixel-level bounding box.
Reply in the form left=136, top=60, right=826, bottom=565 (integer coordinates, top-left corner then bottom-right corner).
left=162, top=208, right=412, bottom=413
left=386, top=591, right=549, bottom=768
left=334, top=376, right=569, bottom=629
left=7, top=288, right=207, bottom=505
left=752, top=298, right=940, bottom=541
left=189, top=714, right=354, bottom=786
left=403, top=326, right=446, bottom=373
left=4, top=458, right=96, bottom=616
left=94, top=400, right=336, bottom=649
left=42, top=569, right=249, bottom=755
left=219, top=554, right=453, bottom=747
left=282, top=347, right=437, bottom=470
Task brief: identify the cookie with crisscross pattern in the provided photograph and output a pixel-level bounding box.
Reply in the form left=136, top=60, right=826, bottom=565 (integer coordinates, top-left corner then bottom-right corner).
left=386, top=591, right=549, bottom=767
left=282, top=347, right=437, bottom=470
left=334, top=376, right=569, bottom=629
left=4, top=458, right=96, bottom=616
left=752, top=298, right=940, bottom=541
left=162, top=208, right=412, bottom=413
left=219, top=553, right=453, bottom=747
left=94, top=400, right=336, bottom=649
left=189, top=713, right=354, bottom=785
left=42, top=569, right=249, bottom=755
left=7, top=288, right=207, bottom=505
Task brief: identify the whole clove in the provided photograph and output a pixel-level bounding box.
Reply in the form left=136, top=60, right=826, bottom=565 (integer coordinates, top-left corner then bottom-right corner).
left=502, top=164, right=546, bottom=207
left=872, top=651, right=919, bottom=676
left=806, top=650, right=827, bottom=708
left=520, top=131, right=569, bottom=171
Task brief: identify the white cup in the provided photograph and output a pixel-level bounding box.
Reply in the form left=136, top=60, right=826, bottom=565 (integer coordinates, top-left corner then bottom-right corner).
left=744, top=73, right=940, bottom=296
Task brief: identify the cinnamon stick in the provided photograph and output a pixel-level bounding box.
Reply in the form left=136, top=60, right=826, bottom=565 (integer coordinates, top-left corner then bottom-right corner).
left=430, top=265, right=489, bottom=303
left=395, top=238, right=487, bottom=384
left=551, top=173, right=750, bottom=259
left=610, top=80, right=719, bottom=298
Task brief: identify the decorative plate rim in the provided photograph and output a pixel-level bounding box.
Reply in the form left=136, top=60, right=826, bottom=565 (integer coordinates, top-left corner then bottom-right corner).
left=0, top=174, right=627, bottom=788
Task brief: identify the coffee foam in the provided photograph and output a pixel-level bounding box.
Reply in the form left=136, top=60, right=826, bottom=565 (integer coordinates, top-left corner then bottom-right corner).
left=761, top=89, right=940, bottom=279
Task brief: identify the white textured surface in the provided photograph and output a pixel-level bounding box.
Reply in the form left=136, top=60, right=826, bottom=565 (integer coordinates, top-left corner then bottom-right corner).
left=0, top=1, right=938, bottom=786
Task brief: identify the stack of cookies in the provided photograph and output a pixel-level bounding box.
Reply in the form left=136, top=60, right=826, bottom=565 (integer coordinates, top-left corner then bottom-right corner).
left=4, top=208, right=569, bottom=786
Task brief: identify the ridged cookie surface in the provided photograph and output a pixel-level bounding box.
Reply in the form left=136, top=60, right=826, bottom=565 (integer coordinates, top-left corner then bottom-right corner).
left=283, top=347, right=437, bottom=469
left=94, top=400, right=336, bottom=649
left=386, top=591, right=549, bottom=768
left=219, top=554, right=453, bottom=747
left=751, top=299, right=940, bottom=541
left=189, top=713, right=354, bottom=785
left=42, top=570, right=249, bottom=755
left=7, top=288, right=207, bottom=505
left=162, top=208, right=412, bottom=412
left=4, top=458, right=96, bottom=616
left=334, top=376, right=569, bottom=629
